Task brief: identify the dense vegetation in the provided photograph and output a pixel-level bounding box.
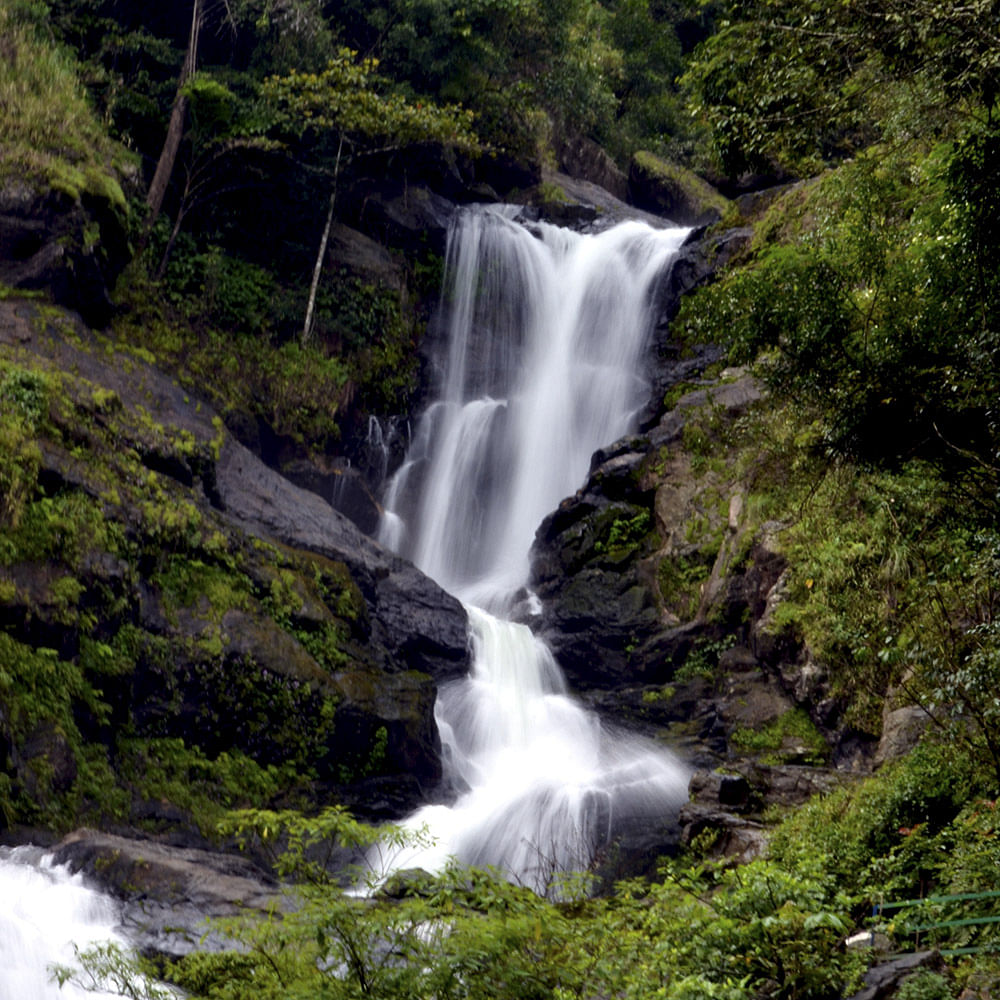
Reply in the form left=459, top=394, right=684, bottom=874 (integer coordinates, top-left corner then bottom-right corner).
left=3, top=0, right=1000, bottom=997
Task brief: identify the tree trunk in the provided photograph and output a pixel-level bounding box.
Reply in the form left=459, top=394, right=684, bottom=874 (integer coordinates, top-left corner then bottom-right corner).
left=145, top=0, right=202, bottom=228
left=302, top=136, right=345, bottom=344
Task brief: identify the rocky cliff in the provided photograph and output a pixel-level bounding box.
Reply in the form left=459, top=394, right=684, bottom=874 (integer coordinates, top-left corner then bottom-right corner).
left=0, top=298, right=469, bottom=835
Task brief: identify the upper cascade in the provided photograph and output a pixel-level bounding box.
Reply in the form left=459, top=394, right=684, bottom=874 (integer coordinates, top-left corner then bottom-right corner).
left=377, top=206, right=691, bottom=892
left=381, top=206, right=690, bottom=612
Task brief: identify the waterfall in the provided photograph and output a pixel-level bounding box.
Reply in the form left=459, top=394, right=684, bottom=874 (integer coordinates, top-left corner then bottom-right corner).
left=377, top=207, right=691, bottom=892
left=0, top=846, right=135, bottom=1000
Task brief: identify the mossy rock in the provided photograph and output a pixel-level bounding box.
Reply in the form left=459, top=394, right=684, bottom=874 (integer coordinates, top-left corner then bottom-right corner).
left=629, top=151, right=730, bottom=226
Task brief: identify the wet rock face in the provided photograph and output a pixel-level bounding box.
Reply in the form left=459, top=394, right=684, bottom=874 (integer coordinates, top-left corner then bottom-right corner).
left=531, top=373, right=764, bottom=694
left=557, top=136, right=629, bottom=202
left=214, top=436, right=469, bottom=684
left=531, top=441, right=663, bottom=689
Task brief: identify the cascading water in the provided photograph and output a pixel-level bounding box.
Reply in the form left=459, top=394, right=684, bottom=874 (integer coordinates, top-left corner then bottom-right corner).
left=377, top=207, right=692, bottom=892
left=0, top=846, right=138, bottom=999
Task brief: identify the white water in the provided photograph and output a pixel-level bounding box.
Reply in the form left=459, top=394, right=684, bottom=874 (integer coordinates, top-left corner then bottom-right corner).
left=377, top=207, right=691, bottom=892
left=0, top=846, right=132, bottom=999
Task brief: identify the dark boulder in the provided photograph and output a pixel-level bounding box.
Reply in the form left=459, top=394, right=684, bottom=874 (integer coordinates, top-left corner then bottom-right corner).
left=215, top=436, right=469, bottom=682
left=677, top=802, right=767, bottom=863
left=354, top=183, right=459, bottom=256
left=531, top=443, right=663, bottom=689
left=844, top=952, right=945, bottom=1000
left=282, top=458, right=383, bottom=536
left=0, top=179, right=129, bottom=327
left=557, top=136, right=629, bottom=202
left=628, top=152, right=730, bottom=227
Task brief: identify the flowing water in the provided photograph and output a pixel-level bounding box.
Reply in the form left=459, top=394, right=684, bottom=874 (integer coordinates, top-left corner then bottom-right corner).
left=377, top=207, right=692, bottom=892
left=0, top=846, right=135, bottom=999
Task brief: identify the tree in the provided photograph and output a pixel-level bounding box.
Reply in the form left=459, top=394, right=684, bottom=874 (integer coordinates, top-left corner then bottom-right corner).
left=145, top=0, right=213, bottom=228
left=151, top=72, right=279, bottom=278
left=681, top=0, right=1000, bottom=179
left=261, top=50, right=478, bottom=342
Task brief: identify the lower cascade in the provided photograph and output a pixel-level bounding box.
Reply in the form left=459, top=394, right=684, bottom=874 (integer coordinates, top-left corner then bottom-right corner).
left=378, top=207, right=691, bottom=891
left=0, top=847, right=132, bottom=1000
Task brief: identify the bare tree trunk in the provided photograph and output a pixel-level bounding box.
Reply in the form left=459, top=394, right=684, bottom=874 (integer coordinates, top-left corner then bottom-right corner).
left=302, top=136, right=345, bottom=344
left=145, top=0, right=202, bottom=229
left=155, top=178, right=191, bottom=281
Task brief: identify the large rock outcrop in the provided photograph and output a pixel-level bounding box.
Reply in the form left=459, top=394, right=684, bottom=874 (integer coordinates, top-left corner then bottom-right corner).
left=531, top=374, right=764, bottom=692
left=52, top=829, right=285, bottom=957
left=0, top=299, right=470, bottom=827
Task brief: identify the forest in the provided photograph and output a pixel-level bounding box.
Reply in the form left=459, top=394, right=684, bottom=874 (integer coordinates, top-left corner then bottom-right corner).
left=1, top=0, right=1000, bottom=997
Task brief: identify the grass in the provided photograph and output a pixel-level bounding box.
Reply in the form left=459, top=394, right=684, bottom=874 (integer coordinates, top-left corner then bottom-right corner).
left=0, top=5, right=131, bottom=207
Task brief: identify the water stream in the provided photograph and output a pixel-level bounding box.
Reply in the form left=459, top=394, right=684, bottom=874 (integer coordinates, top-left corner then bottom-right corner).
left=0, top=846, right=134, bottom=1000
left=377, top=207, right=691, bottom=891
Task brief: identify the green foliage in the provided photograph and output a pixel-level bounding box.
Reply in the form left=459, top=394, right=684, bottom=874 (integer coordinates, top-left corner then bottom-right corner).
left=0, top=413, right=42, bottom=533
left=771, top=740, right=983, bottom=899
left=657, top=550, right=713, bottom=621
left=0, top=364, right=50, bottom=426
left=597, top=0, right=686, bottom=159
left=896, top=971, right=954, bottom=1000
left=314, top=272, right=420, bottom=416
left=676, top=635, right=735, bottom=681
left=120, top=737, right=299, bottom=832
left=0, top=631, right=130, bottom=827
left=0, top=343, right=376, bottom=830
left=261, top=48, right=478, bottom=152
left=118, top=247, right=424, bottom=451
left=52, top=941, right=175, bottom=1000
left=66, top=808, right=861, bottom=1000
left=683, top=139, right=999, bottom=495
left=681, top=0, right=1000, bottom=177
left=594, top=508, right=654, bottom=557
left=333, top=0, right=619, bottom=156
left=173, top=246, right=280, bottom=332
left=1, top=490, right=115, bottom=568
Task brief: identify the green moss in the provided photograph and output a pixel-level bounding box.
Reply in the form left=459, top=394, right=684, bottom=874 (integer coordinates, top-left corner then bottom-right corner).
left=0, top=363, right=52, bottom=426
left=155, top=556, right=253, bottom=622
left=2, top=492, right=114, bottom=566
left=535, top=180, right=571, bottom=205
left=676, top=636, right=735, bottom=682
left=730, top=708, right=828, bottom=765
left=0, top=631, right=130, bottom=828
left=657, top=552, right=712, bottom=621
left=594, top=508, right=655, bottom=559
left=632, top=149, right=730, bottom=217
left=0, top=419, right=42, bottom=533
left=120, top=737, right=303, bottom=834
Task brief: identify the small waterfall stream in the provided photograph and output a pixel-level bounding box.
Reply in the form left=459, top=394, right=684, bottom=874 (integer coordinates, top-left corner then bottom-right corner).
left=378, top=207, right=691, bottom=891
